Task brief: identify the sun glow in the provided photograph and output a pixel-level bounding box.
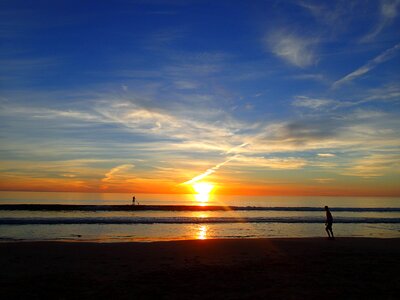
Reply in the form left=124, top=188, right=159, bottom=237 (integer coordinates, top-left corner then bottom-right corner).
left=192, top=182, right=214, bottom=204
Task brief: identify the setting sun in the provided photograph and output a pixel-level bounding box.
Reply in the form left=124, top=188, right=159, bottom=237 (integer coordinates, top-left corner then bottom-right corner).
left=192, top=182, right=214, bottom=204
left=192, top=182, right=214, bottom=195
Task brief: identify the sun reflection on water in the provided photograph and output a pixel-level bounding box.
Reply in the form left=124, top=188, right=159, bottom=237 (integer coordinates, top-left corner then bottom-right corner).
left=197, top=225, right=208, bottom=240
left=196, top=212, right=209, bottom=218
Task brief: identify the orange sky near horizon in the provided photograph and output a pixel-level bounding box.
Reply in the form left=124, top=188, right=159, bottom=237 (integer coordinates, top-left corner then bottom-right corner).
left=1, top=175, right=399, bottom=197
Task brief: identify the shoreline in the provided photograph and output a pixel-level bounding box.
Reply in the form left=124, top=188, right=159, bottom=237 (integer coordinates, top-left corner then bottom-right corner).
left=1, top=237, right=399, bottom=299
left=1, top=204, right=399, bottom=211
left=1, top=236, right=399, bottom=243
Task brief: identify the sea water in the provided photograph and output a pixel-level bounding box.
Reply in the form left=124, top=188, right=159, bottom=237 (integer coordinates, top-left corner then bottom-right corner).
left=0, top=191, right=399, bottom=242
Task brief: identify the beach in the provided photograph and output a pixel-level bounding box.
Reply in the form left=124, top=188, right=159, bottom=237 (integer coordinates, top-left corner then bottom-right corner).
left=1, top=238, right=399, bottom=299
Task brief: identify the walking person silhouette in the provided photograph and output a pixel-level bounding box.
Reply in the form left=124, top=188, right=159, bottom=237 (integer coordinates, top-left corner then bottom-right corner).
left=324, top=206, right=335, bottom=240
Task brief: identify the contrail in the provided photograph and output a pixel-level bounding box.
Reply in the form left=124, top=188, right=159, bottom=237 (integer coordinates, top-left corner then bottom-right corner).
left=332, top=42, right=400, bottom=88
left=183, top=156, right=236, bottom=185
left=225, top=142, right=249, bottom=154
left=182, top=142, right=250, bottom=185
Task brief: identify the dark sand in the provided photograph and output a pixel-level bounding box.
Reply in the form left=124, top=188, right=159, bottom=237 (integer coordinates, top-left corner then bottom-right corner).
left=1, top=238, right=399, bottom=299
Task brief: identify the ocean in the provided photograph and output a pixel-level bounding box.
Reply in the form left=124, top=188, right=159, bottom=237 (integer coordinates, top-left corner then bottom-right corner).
left=0, top=191, right=399, bottom=242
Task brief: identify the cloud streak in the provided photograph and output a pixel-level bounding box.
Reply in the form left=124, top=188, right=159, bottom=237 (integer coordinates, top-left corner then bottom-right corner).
left=102, top=164, right=135, bottom=182
left=318, top=153, right=336, bottom=157
left=362, top=0, right=400, bottom=42
left=182, top=156, right=236, bottom=185
left=292, top=96, right=336, bottom=110
left=343, top=154, right=400, bottom=177
left=333, top=43, right=400, bottom=88
left=230, top=155, right=307, bottom=169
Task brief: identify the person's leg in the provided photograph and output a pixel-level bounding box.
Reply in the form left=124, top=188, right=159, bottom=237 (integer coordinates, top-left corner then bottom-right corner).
left=329, top=228, right=335, bottom=239
left=325, top=227, right=331, bottom=238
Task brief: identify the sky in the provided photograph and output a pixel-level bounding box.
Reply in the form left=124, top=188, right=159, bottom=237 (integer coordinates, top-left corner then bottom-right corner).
left=0, top=0, right=399, bottom=196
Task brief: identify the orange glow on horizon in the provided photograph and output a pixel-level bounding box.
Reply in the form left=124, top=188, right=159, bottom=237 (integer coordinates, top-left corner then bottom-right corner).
left=0, top=176, right=399, bottom=197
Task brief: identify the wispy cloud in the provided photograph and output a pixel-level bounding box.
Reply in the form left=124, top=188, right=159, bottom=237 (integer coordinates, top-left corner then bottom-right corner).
left=0, top=95, right=241, bottom=148
left=343, top=154, right=400, bottom=177
left=333, top=43, right=400, bottom=88
left=291, top=73, right=325, bottom=82
left=362, top=0, right=400, bottom=42
left=0, top=93, right=247, bottom=160
left=230, top=155, right=307, bottom=169
left=93, top=98, right=241, bottom=143
left=297, top=0, right=351, bottom=27
left=265, top=30, right=318, bottom=67
left=102, top=164, right=135, bottom=182
left=173, top=80, right=200, bottom=90
left=317, top=153, right=336, bottom=157
left=0, top=159, right=112, bottom=185
left=365, top=83, right=400, bottom=101
left=247, top=109, right=400, bottom=154
left=0, top=102, right=104, bottom=123
left=292, top=96, right=336, bottom=110
left=314, top=178, right=335, bottom=183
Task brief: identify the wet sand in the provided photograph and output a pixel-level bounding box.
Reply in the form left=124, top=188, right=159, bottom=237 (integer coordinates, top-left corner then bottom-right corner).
left=1, top=238, right=399, bottom=299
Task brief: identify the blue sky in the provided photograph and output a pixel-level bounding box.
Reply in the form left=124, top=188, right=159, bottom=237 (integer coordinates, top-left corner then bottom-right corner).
left=1, top=0, right=399, bottom=195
